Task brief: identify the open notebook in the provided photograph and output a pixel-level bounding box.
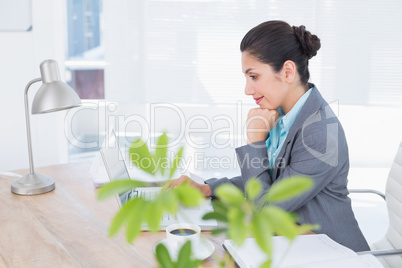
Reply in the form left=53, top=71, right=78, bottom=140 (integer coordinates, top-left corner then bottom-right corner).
left=223, top=234, right=383, bottom=268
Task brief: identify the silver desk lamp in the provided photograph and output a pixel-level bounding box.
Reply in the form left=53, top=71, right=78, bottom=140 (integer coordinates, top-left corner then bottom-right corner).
left=11, top=59, right=82, bottom=195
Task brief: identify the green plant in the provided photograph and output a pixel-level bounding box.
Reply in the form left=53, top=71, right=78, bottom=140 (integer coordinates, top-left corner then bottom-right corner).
left=155, top=241, right=203, bottom=268
left=204, top=177, right=319, bottom=267
left=129, top=132, right=183, bottom=178
left=99, top=133, right=206, bottom=267
left=98, top=179, right=205, bottom=241
left=98, top=133, right=318, bottom=268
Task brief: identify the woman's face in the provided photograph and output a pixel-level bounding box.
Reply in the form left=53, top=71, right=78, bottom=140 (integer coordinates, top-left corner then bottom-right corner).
left=241, top=51, right=288, bottom=110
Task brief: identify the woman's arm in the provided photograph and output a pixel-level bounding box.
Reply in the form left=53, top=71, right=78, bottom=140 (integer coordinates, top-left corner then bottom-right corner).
left=222, top=112, right=348, bottom=212
left=205, top=175, right=245, bottom=197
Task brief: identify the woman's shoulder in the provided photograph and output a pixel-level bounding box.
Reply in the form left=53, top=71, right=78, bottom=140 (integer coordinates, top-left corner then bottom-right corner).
left=289, top=86, right=338, bottom=135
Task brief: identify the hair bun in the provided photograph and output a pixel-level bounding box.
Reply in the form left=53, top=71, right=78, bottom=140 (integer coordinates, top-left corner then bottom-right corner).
left=292, top=25, right=321, bottom=60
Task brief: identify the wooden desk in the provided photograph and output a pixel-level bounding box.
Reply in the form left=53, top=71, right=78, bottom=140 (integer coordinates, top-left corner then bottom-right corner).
left=0, top=162, right=226, bottom=267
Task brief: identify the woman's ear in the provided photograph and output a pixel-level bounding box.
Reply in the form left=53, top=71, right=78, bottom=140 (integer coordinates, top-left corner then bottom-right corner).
left=283, top=60, right=296, bottom=83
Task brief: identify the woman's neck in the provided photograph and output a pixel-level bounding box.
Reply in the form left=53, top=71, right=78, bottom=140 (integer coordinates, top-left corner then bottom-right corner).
left=281, top=84, right=309, bottom=114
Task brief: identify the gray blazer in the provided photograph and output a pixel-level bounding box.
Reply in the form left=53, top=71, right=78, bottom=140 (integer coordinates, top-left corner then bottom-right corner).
left=206, top=84, right=370, bottom=252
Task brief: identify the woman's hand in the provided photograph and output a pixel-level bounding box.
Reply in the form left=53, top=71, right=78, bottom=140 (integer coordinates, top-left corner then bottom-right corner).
left=163, top=175, right=212, bottom=197
left=246, top=108, right=279, bottom=144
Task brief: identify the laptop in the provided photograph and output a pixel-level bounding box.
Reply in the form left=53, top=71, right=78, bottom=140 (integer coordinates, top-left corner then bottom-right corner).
left=100, top=130, right=218, bottom=231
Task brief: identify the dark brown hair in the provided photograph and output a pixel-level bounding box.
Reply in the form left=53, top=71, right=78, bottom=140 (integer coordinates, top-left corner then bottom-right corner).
left=240, top=20, right=321, bottom=85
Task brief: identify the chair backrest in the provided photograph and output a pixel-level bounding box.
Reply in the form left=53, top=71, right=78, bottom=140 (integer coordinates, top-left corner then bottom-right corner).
left=373, top=142, right=402, bottom=267
left=385, top=141, right=402, bottom=249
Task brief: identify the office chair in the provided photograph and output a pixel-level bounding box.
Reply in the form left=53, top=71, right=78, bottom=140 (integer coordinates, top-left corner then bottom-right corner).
left=351, top=141, right=402, bottom=267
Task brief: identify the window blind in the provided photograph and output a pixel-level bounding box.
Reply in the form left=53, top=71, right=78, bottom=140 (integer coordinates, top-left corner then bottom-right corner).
left=103, top=0, right=402, bottom=107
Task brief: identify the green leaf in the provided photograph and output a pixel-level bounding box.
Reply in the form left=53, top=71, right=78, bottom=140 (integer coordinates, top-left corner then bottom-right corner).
left=211, top=227, right=228, bottom=236
left=169, top=146, right=184, bottom=179
left=108, top=207, right=129, bottom=237
left=176, top=241, right=192, bottom=268
left=154, top=133, right=168, bottom=176
left=175, top=184, right=204, bottom=207
left=108, top=197, right=138, bottom=237
left=97, top=180, right=144, bottom=201
left=126, top=199, right=147, bottom=243
left=264, top=206, right=298, bottom=240
left=202, top=212, right=228, bottom=223
left=155, top=243, right=174, bottom=268
left=296, top=224, right=320, bottom=235
left=158, top=190, right=179, bottom=214
left=130, top=139, right=156, bottom=175
left=215, top=184, right=245, bottom=205
left=260, top=259, right=271, bottom=268
left=264, top=176, right=313, bottom=203
left=287, top=212, right=300, bottom=222
left=227, top=207, right=247, bottom=245
left=246, top=178, right=262, bottom=201
left=211, top=200, right=229, bottom=217
left=252, top=212, right=272, bottom=254
left=189, top=259, right=204, bottom=267
left=146, top=201, right=164, bottom=232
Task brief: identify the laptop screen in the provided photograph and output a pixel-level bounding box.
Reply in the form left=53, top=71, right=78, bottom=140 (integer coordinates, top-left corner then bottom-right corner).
left=100, top=130, right=132, bottom=206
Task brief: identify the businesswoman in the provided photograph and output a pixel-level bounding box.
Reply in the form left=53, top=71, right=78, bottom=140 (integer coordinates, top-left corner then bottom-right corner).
left=167, top=20, right=370, bottom=252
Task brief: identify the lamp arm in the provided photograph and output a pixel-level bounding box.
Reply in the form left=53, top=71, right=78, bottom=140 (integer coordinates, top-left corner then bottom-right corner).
left=24, top=77, right=42, bottom=175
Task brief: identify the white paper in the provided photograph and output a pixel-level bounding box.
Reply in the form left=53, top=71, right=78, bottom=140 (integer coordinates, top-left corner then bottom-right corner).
left=223, top=234, right=384, bottom=268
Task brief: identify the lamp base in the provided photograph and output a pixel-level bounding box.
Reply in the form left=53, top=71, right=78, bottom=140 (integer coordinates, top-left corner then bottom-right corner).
left=11, top=173, right=55, bottom=195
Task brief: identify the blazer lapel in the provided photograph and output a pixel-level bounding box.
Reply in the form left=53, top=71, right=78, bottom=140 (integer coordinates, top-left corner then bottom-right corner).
left=270, top=84, right=325, bottom=180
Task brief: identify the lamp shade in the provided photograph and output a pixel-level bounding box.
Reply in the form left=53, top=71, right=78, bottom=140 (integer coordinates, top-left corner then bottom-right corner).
left=31, top=59, right=81, bottom=114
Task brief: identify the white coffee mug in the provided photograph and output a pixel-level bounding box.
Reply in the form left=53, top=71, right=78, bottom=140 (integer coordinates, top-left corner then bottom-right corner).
left=166, top=223, right=201, bottom=253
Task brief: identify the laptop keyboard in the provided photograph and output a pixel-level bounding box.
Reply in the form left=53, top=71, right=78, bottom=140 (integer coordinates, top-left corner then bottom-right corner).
left=137, top=190, right=157, bottom=201
left=128, top=188, right=213, bottom=222
left=136, top=190, right=209, bottom=207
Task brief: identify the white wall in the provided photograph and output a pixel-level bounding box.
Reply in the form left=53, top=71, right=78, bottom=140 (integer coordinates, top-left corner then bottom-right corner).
left=0, top=0, right=69, bottom=171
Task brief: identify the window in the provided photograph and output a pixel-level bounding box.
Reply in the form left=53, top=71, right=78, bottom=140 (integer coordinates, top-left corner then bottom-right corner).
left=66, top=0, right=104, bottom=100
